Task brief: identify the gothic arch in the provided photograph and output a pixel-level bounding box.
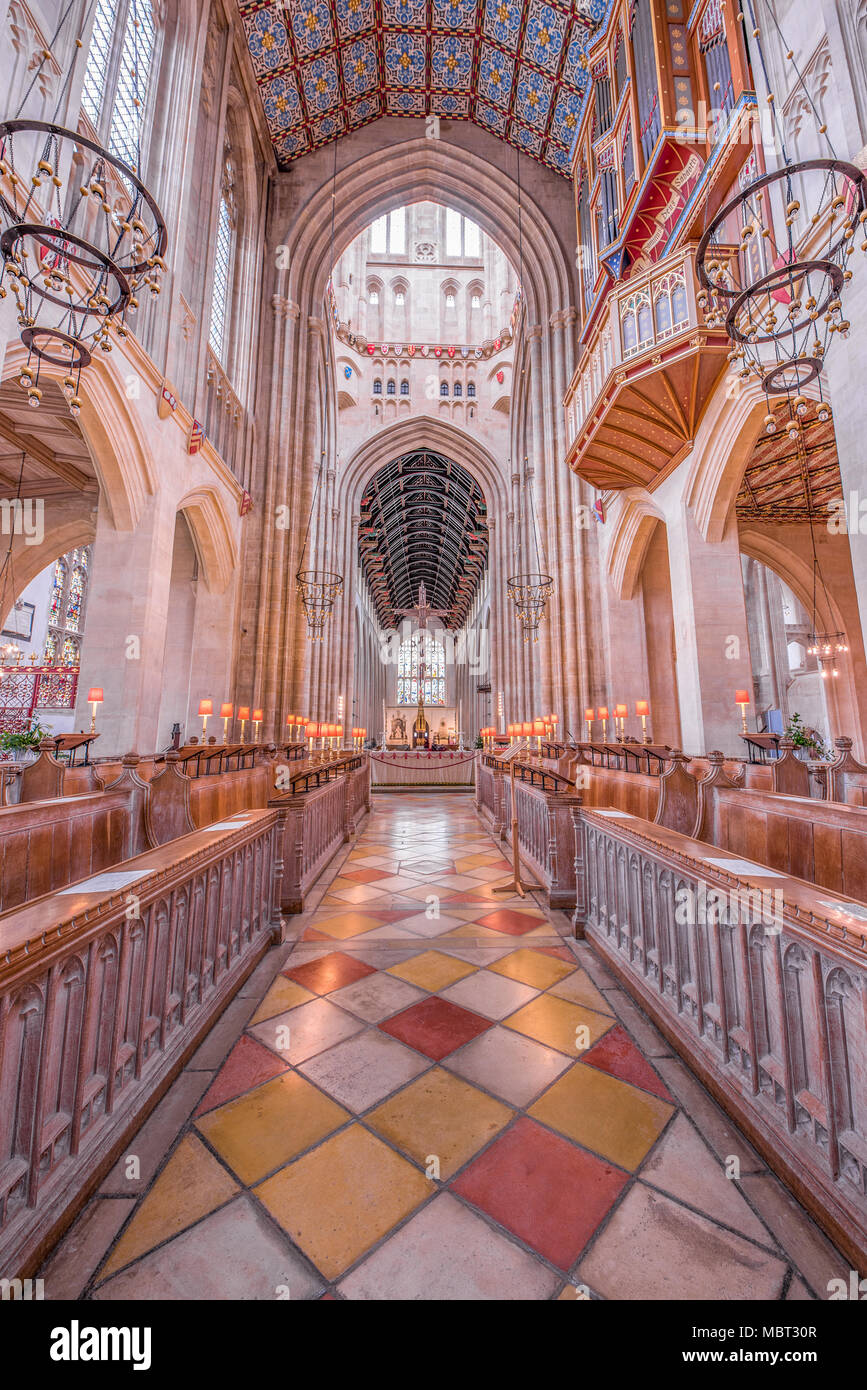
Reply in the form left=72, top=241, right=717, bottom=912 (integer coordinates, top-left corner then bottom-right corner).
left=176, top=486, right=238, bottom=594
left=605, top=490, right=666, bottom=601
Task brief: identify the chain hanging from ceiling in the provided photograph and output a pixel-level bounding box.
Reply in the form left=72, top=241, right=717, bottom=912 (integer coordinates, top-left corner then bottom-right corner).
left=0, top=0, right=167, bottom=416
left=508, top=459, right=553, bottom=644
left=695, top=0, right=866, bottom=433
left=296, top=133, right=343, bottom=641
left=506, top=144, right=553, bottom=644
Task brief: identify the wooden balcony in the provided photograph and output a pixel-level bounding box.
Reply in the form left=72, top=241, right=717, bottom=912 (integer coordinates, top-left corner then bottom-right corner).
left=564, top=245, right=730, bottom=490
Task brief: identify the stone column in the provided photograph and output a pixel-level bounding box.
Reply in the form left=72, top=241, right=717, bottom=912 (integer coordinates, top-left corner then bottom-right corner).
left=666, top=507, right=754, bottom=755
left=74, top=490, right=179, bottom=756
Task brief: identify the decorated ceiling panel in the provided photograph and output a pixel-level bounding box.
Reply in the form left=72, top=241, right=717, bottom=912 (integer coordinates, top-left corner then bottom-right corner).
left=359, top=451, right=488, bottom=629
left=236, top=0, right=609, bottom=176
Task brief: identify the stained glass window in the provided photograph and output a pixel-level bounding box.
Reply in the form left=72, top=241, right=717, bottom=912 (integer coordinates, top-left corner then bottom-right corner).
left=61, top=636, right=80, bottom=667
left=49, top=559, right=66, bottom=623
left=208, top=189, right=233, bottom=361
left=65, top=566, right=86, bottom=632
left=397, top=633, right=446, bottom=705
left=43, top=631, right=58, bottom=664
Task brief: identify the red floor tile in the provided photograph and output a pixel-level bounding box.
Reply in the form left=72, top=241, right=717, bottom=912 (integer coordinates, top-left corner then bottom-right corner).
left=367, top=909, right=426, bottom=924
left=475, top=909, right=547, bottom=936
left=452, top=1116, right=628, bottom=1270
left=535, top=945, right=577, bottom=963
left=195, top=1035, right=288, bottom=1116
left=302, top=927, right=333, bottom=941
left=581, top=1025, right=674, bottom=1102
left=379, top=996, right=493, bottom=1060
left=283, top=951, right=377, bottom=994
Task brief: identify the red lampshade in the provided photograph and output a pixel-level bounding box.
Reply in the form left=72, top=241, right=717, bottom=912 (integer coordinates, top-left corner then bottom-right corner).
left=198, top=698, right=213, bottom=717
left=238, top=706, right=250, bottom=720
left=615, top=703, right=627, bottom=717
left=87, top=687, right=104, bottom=704
left=308, top=722, right=319, bottom=737
left=533, top=718, right=545, bottom=734
left=635, top=700, right=649, bottom=717
left=298, top=716, right=308, bottom=727
left=549, top=713, right=558, bottom=725
left=252, top=708, right=263, bottom=722
left=286, top=713, right=296, bottom=724
left=220, top=703, right=233, bottom=719
left=597, top=705, right=609, bottom=719
left=584, top=707, right=595, bottom=721
left=521, top=721, right=532, bottom=736
left=735, top=689, right=750, bottom=705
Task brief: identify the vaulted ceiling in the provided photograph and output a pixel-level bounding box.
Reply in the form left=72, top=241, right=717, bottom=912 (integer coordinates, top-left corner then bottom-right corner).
left=736, top=401, right=842, bottom=525
left=359, top=450, right=488, bottom=627
left=236, top=0, right=606, bottom=177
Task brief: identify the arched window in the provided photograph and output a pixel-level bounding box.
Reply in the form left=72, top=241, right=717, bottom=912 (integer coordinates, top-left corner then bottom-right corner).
left=43, top=548, right=91, bottom=666
left=445, top=292, right=455, bottom=309
left=467, top=380, right=476, bottom=397
left=400, top=379, right=410, bottom=396
left=445, top=209, right=481, bottom=257
left=208, top=162, right=235, bottom=362
left=369, top=288, right=379, bottom=305
left=471, top=293, right=481, bottom=310
left=395, top=289, right=405, bottom=306
left=373, top=378, right=382, bottom=394
left=387, top=379, right=396, bottom=395
left=81, top=0, right=157, bottom=167
left=397, top=633, right=446, bottom=706
left=454, top=381, right=462, bottom=397
left=370, top=209, right=406, bottom=254
left=440, top=380, right=449, bottom=397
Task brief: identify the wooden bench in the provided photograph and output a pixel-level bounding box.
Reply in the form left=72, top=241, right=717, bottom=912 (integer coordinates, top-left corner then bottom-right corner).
left=0, top=809, right=283, bottom=1279
left=578, top=805, right=867, bottom=1271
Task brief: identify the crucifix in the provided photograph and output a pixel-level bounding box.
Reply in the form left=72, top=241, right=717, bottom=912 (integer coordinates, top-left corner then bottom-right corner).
left=395, top=581, right=448, bottom=632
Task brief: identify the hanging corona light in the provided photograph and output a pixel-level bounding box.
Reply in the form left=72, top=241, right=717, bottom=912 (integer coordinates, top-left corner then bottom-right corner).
left=0, top=3, right=167, bottom=413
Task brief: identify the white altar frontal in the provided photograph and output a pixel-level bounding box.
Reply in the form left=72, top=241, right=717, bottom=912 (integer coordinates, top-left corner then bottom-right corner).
left=370, top=749, right=475, bottom=787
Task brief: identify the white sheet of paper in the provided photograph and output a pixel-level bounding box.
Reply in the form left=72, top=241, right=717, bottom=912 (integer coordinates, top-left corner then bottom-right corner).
left=701, top=856, right=785, bottom=877
left=819, top=899, right=867, bottom=921
left=202, top=818, right=253, bottom=831
left=59, top=869, right=151, bottom=894
left=590, top=809, right=635, bottom=818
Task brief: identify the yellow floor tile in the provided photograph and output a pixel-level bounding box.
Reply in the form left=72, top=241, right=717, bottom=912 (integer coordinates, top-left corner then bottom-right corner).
left=547, top=968, right=615, bottom=1015
left=366, top=1068, right=513, bottom=1178
left=455, top=853, right=498, bottom=871
left=313, top=911, right=385, bottom=940
left=255, top=1126, right=430, bottom=1279
left=98, top=1135, right=238, bottom=1279
left=530, top=1062, right=674, bottom=1169
left=196, top=1071, right=349, bottom=1184
left=503, top=994, right=614, bottom=1055
left=249, top=976, right=315, bottom=1025
left=387, top=950, right=478, bottom=991
left=488, top=949, right=576, bottom=990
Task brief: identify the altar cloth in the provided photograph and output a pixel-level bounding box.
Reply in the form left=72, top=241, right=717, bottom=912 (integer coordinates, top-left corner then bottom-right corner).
left=370, top=750, right=476, bottom=786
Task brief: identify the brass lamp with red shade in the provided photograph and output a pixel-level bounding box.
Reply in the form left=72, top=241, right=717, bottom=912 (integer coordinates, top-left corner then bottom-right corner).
left=286, top=713, right=296, bottom=743
left=220, top=703, right=233, bottom=743
left=252, top=708, right=263, bottom=741
left=584, top=707, right=594, bottom=739
left=597, top=705, right=609, bottom=739
left=735, top=689, right=751, bottom=734
left=614, top=703, right=627, bottom=737
left=198, top=698, right=213, bottom=741
left=87, top=687, right=103, bottom=735
left=237, top=706, right=250, bottom=742
left=532, top=716, right=546, bottom=756
left=635, top=700, right=650, bottom=742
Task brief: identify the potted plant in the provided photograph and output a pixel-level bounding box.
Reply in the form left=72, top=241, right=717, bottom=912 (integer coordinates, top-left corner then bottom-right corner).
left=0, top=720, right=53, bottom=762
left=784, top=712, right=828, bottom=761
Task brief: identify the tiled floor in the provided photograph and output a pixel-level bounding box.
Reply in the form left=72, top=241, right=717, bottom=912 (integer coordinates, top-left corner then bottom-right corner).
left=42, top=793, right=850, bottom=1301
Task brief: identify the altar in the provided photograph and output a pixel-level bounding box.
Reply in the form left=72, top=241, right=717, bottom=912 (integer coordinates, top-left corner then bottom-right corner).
left=370, top=749, right=476, bottom=787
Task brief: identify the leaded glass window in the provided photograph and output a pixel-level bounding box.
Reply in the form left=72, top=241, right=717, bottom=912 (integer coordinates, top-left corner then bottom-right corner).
left=43, top=547, right=90, bottom=666
left=81, top=0, right=156, bottom=171
left=397, top=633, right=446, bottom=705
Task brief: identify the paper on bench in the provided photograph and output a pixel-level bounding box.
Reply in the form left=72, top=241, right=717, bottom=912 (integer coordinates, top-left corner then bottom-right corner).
left=819, top=899, right=867, bottom=921
left=202, top=818, right=253, bottom=831
left=700, top=856, right=785, bottom=877
left=59, top=869, right=151, bottom=894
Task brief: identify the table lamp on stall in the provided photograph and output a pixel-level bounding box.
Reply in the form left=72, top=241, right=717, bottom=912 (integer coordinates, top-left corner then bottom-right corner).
left=237, top=706, right=250, bottom=742
left=87, top=687, right=103, bottom=735
left=597, top=705, right=609, bottom=739
left=735, top=689, right=750, bottom=734
left=251, top=708, right=263, bottom=741
left=198, top=698, right=213, bottom=740
left=220, top=702, right=233, bottom=743
left=584, top=707, right=594, bottom=739
left=635, top=700, right=650, bottom=742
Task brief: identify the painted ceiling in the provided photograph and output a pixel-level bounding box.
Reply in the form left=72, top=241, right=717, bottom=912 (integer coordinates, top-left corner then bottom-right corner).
left=236, top=0, right=609, bottom=177
left=735, top=402, right=841, bottom=525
